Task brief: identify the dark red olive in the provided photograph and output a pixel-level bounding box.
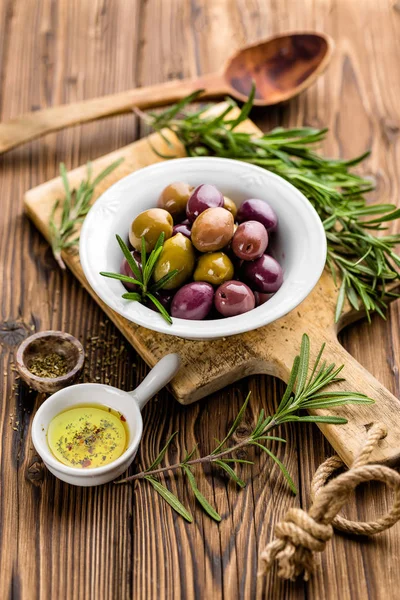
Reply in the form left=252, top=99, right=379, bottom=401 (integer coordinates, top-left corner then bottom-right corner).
left=214, top=280, right=255, bottom=317
left=171, top=282, right=214, bottom=320
left=254, top=291, right=274, bottom=306
left=172, top=222, right=192, bottom=239
left=145, top=290, right=175, bottom=312
left=242, top=254, right=283, bottom=293
left=237, top=199, right=278, bottom=232
left=120, top=252, right=142, bottom=292
left=186, top=184, right=224, bottom=222
left=231, top=221, right=268, bottom=261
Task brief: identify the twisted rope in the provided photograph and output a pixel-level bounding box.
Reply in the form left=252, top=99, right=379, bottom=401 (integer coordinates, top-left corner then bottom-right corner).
left=259, top=423, right=400, bottom=581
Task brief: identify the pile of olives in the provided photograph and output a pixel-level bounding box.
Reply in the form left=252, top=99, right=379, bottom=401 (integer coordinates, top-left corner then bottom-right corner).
left=121, top=182, right=283, bottom=320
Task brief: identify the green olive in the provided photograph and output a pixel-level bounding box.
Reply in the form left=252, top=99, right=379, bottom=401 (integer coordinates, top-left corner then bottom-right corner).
left=157, top=182, right=193, bottom=219
left=129, top=208, right=173, bottom=253
left=194, top=252, right=234, bottom=285
left=223, top=196, right=238, bottom=219
left=153, top=233, right=196, bottom=289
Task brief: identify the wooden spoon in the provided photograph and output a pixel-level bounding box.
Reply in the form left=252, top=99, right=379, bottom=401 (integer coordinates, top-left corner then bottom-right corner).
left=0, top=31, right=334, bottom=154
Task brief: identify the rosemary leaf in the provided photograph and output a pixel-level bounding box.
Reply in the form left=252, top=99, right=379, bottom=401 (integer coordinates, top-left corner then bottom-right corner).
left=182, top=465, right=222, bottom=522
left=211, top=391, right=251, bottom=454
left=149, top=269, right=179, bottom=292
left=146, top=292, right=173, bottom=324
left=145, top=476, right=193, bottom=522
left=143, top=246, right=163, bottom=287
left=295, top=333, right=310, bottom=397
left=335, top=279, right=347, bottom=323
left=182, top=446, right=199, bottom=463
left=116, top=235, right=143, bottom=282
left=276, top=355, right=299, bottom=413
left=147, top=431, right=178, bottom=471
left=252, top=443, right=297, bottom=494
left=293, top=415, right=348, bottom=424
left=99, top=271, right=143, bottom=287
left=223, top=459, right=254, bottom=465
left=252, top=408, right=265, bottom=437
left=214, top=460, right=246, bottom=488
left=121, top=292, right=142, bottom=302
left=141, top=236, right=147, bottom=275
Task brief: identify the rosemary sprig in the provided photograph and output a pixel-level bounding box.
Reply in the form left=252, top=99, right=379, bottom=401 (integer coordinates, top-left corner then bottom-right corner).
left=116, top=334, right=374, bottom=523
left=137, top=88, right=400, bottom=322
left=100, top=233, right=177, bottom=324
left=49, top=158, right=124, bottom=269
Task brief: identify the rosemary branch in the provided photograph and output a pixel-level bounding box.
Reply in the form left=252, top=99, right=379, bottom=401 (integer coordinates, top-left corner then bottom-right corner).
left=137, top=86, right=400, bottom=322
left=100, top=233, right=178, bottom=323
left=49, top=158, right=123, bottom=268
left=115, top=334, right=374, bottom=523
left=117, top=437, right=252, bottom=482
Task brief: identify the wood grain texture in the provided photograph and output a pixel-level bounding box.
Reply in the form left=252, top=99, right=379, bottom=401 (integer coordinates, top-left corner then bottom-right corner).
left=1, top=1, right=400, bottom=599
left=0, top=30, right=334, bottom=154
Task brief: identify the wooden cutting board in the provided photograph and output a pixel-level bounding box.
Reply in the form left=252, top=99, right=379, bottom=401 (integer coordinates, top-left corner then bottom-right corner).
left=24, top=104, right=400, bottom=468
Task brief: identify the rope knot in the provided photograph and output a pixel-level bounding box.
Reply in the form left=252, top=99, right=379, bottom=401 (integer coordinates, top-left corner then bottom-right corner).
left=275, top=508, right=333, bottom=551
left=259, top=423, right=400, bottom=581
left=260, top=507, right=333, bottom=581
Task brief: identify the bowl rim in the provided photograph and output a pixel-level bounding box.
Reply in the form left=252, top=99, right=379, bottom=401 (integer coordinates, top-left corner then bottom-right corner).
left=31, top=383, right=143, bottom=477
left=80, top=156, right=327, bottom=339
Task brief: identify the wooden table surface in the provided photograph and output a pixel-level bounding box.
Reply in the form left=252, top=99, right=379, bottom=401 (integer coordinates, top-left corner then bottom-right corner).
left=1, top=1, right=400, bottom=598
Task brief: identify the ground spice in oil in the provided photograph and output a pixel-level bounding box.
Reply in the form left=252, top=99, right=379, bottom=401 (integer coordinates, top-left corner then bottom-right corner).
left=28, top=353, right=68, bottom=378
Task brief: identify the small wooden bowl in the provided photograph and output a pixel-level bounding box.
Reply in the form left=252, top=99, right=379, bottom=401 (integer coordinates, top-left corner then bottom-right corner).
left=16, top=331, right=85, bottom=393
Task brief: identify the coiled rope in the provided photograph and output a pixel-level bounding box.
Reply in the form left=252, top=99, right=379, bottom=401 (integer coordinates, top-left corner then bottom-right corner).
left=260, top=423, right=400, bottom=581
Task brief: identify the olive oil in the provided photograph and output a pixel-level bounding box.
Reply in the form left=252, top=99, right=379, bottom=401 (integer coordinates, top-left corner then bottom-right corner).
left=47, top=405, right=128, bottom=469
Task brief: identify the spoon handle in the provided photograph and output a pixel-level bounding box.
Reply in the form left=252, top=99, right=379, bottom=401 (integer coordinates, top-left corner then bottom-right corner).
left=0, top=73, right=227, bottom=155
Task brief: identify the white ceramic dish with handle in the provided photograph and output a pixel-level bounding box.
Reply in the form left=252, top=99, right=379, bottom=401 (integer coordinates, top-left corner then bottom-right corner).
left=31, top=354, right=181, bottom=486
left=80, top=157, right=327, bottom=340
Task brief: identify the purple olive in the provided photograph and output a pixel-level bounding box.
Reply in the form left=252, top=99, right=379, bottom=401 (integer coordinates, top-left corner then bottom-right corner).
left=242, top=254, right=283, bottom=293
left=186, top=184, right=224, bottom=223
left=214, top=281, right=255, bottom=317
left=171, top=282, right=214, bottom=320
left=231, top=221, right=268, bottom=261
left=254, top=291, right=274, bottom=306
left=120, top=252, right=142, bottom=292
left=172, top=222, right=192, bottom=239
left=237, top=199, right=278, bottom=232
left=145, top=290, right=175, bottom=312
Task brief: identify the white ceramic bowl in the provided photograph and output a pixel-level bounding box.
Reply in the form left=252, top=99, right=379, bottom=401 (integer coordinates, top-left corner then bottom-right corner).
left=80, top=157, right=326, bottom=340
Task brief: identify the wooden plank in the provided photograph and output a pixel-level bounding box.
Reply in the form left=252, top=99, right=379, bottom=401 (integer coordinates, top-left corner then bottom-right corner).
left=0, top=1, right=400, bottom=600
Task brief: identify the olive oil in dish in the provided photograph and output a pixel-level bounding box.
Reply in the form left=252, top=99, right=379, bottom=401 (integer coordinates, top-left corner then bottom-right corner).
left=47, top=405, right=128, bottom=468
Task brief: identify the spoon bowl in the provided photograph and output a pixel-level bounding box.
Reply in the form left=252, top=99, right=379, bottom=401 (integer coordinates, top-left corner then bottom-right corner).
left=224, top=32, right=334, bottom=105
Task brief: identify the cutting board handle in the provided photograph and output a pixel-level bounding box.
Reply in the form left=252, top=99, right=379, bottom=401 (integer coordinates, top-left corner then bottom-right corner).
left=249, top=327, right=400, bottom=467
left=306, top=338, right=400, bottom=466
